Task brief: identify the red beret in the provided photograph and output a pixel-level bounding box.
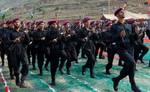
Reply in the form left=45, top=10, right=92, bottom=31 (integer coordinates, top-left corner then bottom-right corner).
left=82, top=16, right=91, bottom=23
left=31, top=21, right=36, bottom=25
left=90, top=21, right=95, bottom=25
left=13, top=18, right=20, bottom=23
left=26, top=22, right=31, bottom=25
left=95, top=21, right=100, bottom=26
left=36, top=21, right=39, bottom=25
left=6, top=20, right=12, bottom=25
left=48, top=20, right=57, bottom=25
left=37, top=21, right=45, bottom=26
left=75, top=21, right=81, bottom=25
left=114, top=8, right=124, bottom=16
left=31, top=22, right=36, bottom=26
left=63, top=21, right=69, bottom=26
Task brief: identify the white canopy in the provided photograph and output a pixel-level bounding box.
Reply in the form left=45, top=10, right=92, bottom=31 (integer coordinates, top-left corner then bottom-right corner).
left=102, top=11, right=150, bottom=20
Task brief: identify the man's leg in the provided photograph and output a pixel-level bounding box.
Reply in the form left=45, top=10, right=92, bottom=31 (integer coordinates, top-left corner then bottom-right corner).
left=105, top=47, right=116, bottom=74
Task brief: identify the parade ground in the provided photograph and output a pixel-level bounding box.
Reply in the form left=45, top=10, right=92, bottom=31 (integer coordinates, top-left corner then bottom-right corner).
left=0, top=39, right=150, bottom=92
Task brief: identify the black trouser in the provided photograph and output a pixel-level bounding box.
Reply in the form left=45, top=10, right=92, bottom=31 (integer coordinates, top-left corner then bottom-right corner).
left=83, top=50, right=96, bottom=76
left=49, top=48, right=60, bottom=84
left=106, top=45, right=117, bottom=72
left=31, top=46, right=37, bottom=68
left=115, top=48, right=136, bottom=88
left=44, top=47, right=51, bottom=68
left=134, top=46, right=141, bottom=62
left=44, top=54, right=50, bottom=68
left=37, top=47, right=45, bottom=74
left=59, top=50, right=67, bottom=71
left=26, top=45, right=31, bottom=64
left=95, top=42, right=105, bottom=58
left=66, top=45, right=77, bottom=72
left=106, top=45, right=125, bottom=73
left=138, top=44, right=149, bottom=60
left=76, top=42, right=85, bottom=58
left=134, top=44, right=148, bottom=62
left=10, top=48, right=29, bottom=85
left=7, top=52, right=14, bottom=78
left=0, top=48, right=6, bottom=66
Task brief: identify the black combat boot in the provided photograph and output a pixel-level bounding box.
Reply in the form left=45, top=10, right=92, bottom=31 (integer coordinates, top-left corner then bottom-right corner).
left=112, top=78, right=120, bottom=91
left=16, top=75, right=20, bottom=87
left=20, top=75, right=27, bottom=88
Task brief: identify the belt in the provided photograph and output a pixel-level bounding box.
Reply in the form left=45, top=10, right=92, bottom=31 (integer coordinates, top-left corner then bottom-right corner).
left=112, top=42, right=116, bottom=45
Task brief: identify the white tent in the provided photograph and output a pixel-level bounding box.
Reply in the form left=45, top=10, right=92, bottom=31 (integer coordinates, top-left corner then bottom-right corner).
left=125, top=11, right=150, bottom=20
left=102, top=11, right=150, bottom=20
left=101, top=14, right=117, bottom=20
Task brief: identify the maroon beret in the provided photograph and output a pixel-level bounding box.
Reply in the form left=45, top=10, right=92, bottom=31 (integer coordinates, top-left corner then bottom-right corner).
left=95, top=21, right=100, bottom=26
left=75, top=21, right=81, bottom=25
left=26, top=22, right=31, bottom=25
left=90, top=21, right=95, bottom=25
left=37, top=21, right=45, bottom=26
left=6, top=20, right=11, bottom=24
left=48, top=20, right=57, bottom=25
left=31, top=22, right=36, bottom=26
left=114, top=8, right=124, bottom=16
left=82, top=16, right=91, bottom=23
left=63, top=21, right=69, bottom=26
left=13, top=18, right=20, bottom=23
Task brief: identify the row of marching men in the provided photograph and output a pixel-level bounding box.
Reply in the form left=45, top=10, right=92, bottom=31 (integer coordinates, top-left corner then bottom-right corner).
left=26, top=17, right=106, bottom=86
left=0, top=14, right=150, bottom=91
left=0, top=17, right=108, bottom=87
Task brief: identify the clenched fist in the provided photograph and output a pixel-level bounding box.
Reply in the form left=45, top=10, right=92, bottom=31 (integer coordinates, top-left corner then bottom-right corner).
left=120, top=30, right=126, bottom=37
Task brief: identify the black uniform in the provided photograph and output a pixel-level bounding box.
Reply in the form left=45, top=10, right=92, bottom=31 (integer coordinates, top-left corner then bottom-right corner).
left=72, top=24, right=82, bottom=62
left=94, top=28, right=106, bottom=59
left=29, top=29, right=37, bottom=70
left=60, top=29, right=77, bottom=75
left=105, top=23, right=133, bottom=74
left=0, top=28, right=3, bottom=66
left=0, top=27, right=10, bottom=66
left=9, top=29, right=30, bottom=87
left=0, top=27, right=15, bottom=79
left=76, top=27, right=87, bottom=58
left=111, top=22, right=141, bottom=92
left=45, top=27, right=62, bottom=85
left=79, top=27, right=96, bottom=78
left=105, top=42, right=118, bottom=74
left=26, top=29, right=32, bottom=65
left=134, top=29, right=148, bottom=63
left=32, top=29, right=46, bottom=75
left=146, top=28, right=150, bottom=39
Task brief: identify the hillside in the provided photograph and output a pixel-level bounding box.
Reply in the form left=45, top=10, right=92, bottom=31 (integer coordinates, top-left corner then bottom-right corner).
left=0, top=0, right=149, bottom=20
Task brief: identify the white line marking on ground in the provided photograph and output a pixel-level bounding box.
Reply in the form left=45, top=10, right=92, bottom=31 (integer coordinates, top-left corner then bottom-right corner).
left=40, top=79, right=56, bottom=92
left=69, top=75, right=101, bottom=92
left=30, top=71, right=56, bottom=92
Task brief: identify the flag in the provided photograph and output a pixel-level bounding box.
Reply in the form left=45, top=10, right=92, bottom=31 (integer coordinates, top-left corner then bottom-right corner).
left=148, top=0, right=150, bottom=5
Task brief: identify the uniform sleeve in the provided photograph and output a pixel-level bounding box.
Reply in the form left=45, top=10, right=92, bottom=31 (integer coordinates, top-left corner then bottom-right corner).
left=109, top=25, right=120, bottom=42
left=22, top=32, right=30, bottom=46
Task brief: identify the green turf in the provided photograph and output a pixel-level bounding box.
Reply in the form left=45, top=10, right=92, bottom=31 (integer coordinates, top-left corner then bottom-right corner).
left=0, top=57, right=150, bottom=92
